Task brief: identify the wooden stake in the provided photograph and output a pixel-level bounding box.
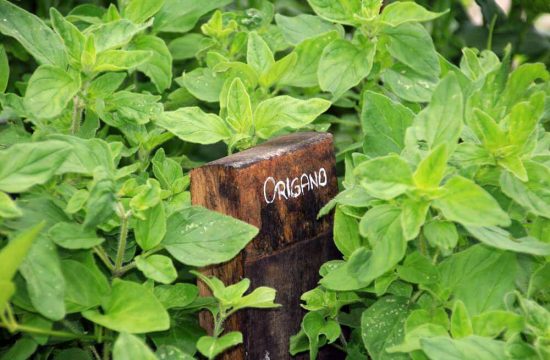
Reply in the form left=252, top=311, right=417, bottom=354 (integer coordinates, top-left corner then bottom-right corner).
left=190, top=132, right=342, bottom=359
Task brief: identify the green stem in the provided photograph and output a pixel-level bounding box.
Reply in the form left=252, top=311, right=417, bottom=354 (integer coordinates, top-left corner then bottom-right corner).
left=411, top=290, right=424, bottom=303
left=93, top=246, right=114, bottom=271
left=0, top=322, right=95, bottom=340
left=141, top=245, right=164, bottom=258
left=70, top=96, right=82, bottom=135
left=114, top=203, right=130, bottom=272
left=487, top=14, right=497, bottom=51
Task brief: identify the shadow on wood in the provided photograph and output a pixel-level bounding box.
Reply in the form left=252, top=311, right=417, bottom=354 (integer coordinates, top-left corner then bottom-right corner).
left=190, top=132, right=343, bottom=359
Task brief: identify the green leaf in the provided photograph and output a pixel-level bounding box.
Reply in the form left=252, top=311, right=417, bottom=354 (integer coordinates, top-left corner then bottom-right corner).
left=102, top=91, right=162, bottom=126
left=0, top=45, right=9, bottom=93
left=180, top=67, right=225, bottom=102
left=397, top=251, right=438, bottom=285
left=354, top=155, right=414, bottom=200
left=423, top=220, right=458, bottom=252
left=61, top=259, right=110, bottom=313
left=49, top=222, right=104, bottom=249
left=472, top=310, right=523, bottom=338
left=50, top=8, right=85, bottom=65
left=113, top=333, right=157, bottom=360
left=50, top=135, right=115, bottom=175
left=153, top=0, right=232, bottom=33
left=168, top=33, right=214, bottom=60
left=499, top=62, right=549, bottom=111
left=20, top=235, right=66, bottom=320
left=413, top=144, right=448, bottom=189
left=438, top=245, right=516, bottom=315
left=387, top=323, right=448, bottom=353
left=153, top=283, right=198, bottom=309
left=0, top=222, right=44, bottom=282
left=155, top=107, right=231, bottom=145
left=163, top=206, right=258, bottom=267
left=0, top=0, right=68, bottom=67
left=383, top=22, right=439, bottom=78
left=381, top=2, right=446, bottom=26
left=334, top=207, right=362, bottom=258
left=468, top=109, right=505, bottom=151
left=400, top=198, right=429, bottom=240
left=307, top=0, right=361, bottom=25
left=318, top=39, right=375, bottom=98
left=361, top=296, right=411, bottom=360
left=500, top=161, right=550, bottom=218
left=506, top=93, right=544, bottom=153
left=0, top=280, right=15, bottom=314
left=0, top=141, right=71, bottom=193
left=247, top=32, right=274, bottom=74
left=0, top=191, right=22, bottom=218
left=130, top=179, right=162, bottom=212
left=275, top=13, right=341, bottom=45
left=0, top=338, right=38, bottom=360
left=93, top=50, right=152, bottom=72
left=420, top=336, right=506, bottom=360
left=254, top=96, right=331, bottom=139
left=233, top=286, right=280, bottom=311
left=91, top=19, right=150, bottom=53
left=451, top=300, right=473, bottom=339
left=135, top=255, right=177, bottom=284
left=361, top=91, right=415, bottom=157
left=83, top=177, right=116, bottom=229
left=24, top=65, right=81, bottom=119
left=81, top=34, right=96, bottom=72
left=433, top=176, right=509, bottom=227
left=226, top=78, right=253, bottom=134
left=129, top=35, right=172, bottom=93
left=301, top=311, right=341, bottom=359
left=135, top=203, right=166, bottom=251
left=123, top=0, right=165, bottom=24
left=280, top=31, right=339, bottom=88
left=406, top=74, right=463, bottom=152
left=260, top=52, right=297, bottom=88
left=466, top=226, right=550, bottom=256
left=383, top=63, right=437, bottom=103
left=83, top=279, right=170, bottom=333
left=197, top=332, right=243, bottom=360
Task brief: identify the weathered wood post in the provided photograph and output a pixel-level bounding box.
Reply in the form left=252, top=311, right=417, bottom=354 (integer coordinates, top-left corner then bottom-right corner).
left=190, top=132, right=340, bottom=359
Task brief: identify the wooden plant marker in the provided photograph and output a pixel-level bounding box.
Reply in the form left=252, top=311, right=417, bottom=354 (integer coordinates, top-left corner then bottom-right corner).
left=190, top=132, right=340, bottom=359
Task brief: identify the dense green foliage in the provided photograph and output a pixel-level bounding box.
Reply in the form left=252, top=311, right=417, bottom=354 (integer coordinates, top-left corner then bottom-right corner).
left=0, top=0, right=549, bottom=359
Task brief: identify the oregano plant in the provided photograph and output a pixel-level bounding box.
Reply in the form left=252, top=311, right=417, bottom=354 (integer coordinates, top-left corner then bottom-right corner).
left=0, top=0, right=549, bottom=359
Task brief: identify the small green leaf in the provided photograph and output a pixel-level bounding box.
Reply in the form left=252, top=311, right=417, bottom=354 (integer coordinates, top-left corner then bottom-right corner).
left=381, top=2, right=446, bottom=26
left=153, top=0, right=232, bottom=33
left=155, top=107, right=231, bottom=145
left=400, top=198, right=429, bottom=240
left=163, top=206, right=258, bottom=267
left=49, top=222, right=104, bottom=249
left=0, top=141, right=71, bottom=193
left=451, top=300, right=473, bottom=338
left=275, top=13, right=341, bottom=45
left=130, top=179, right=162, bottom=212
left=466, top=226, right=550, bottom=256
left=93, top=50, right=152, bottom=72
left=136, top=255, right=177, bottom=284
left=0, top=222, right=44, bottom=282
left=135, top=203, right=166, bottom=251
left=361, top=91, right=415, bottom=157
left=383, top=63, right=437, bottom=103
left=307, top=0, right=361, bottom=25
left=233, top=286, right=280, bottom=311
left=247, top=32, right=274, bottom=74
left=129, top=35, right=172, bottom=92
left=0, top=191, right=22, bottom=218
left=433, top=176, right=509, bottom=227
left=260, top=52, right=297, bottom=88
left=153, top=283, right=198, bottom=309
left=83, top=177, right=116, bottom=229
left=334, top=207, right=362, bottom=258
left=413, top=144, right=448, bottom=189
left=0, top=0, right=68, bottom=67
left=318, top=39, right=375, bottom=98
left=423, top=220, right=458, bottom=252
left=113, top=332, right=157, bottom=360
left=226, top=78, right=253, bottom=134
left=420, top=336, right=506, bottom=360
left=50, top=8, right=85, bottom=65
left=83, top=279, right=170, bottom=333
left=254, top=96, right=331, bottom=139
left=396, top=251, right=438, bottom=285
left=123, top=0, right=165, bottom=24
left=354, top=155, right=414, bottom=200
left=61, top=259, right=110, bottom=313
left=472, top=310, right=523, bottom=338
left=179, top=67, right=225, bottom=103
left=0, top=45, right=9, bottom=93
left=197, top=332, right=243, bottom=360
left=92, top=19, right=150, bottom=52
left=24, top=65, right=81, bottom=119
left=383, top=22, right=440, bottom=78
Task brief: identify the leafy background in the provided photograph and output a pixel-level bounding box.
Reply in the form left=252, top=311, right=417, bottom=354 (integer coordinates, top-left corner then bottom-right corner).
left=0, top=0, right=549, bottom=359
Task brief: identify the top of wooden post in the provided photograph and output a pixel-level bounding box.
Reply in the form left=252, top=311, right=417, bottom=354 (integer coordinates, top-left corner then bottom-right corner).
left=204, top=131, right=333, bottom=168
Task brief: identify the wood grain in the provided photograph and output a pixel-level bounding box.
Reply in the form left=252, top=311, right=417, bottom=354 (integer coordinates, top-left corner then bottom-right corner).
left=190, top=132, right=343, bottom=359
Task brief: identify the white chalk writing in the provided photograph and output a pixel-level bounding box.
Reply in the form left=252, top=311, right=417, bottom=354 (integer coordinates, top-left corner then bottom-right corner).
left=263, top=167, right=328, bottom=204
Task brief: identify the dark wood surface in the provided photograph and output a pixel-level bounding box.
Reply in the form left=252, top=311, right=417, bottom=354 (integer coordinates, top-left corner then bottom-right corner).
left=190, top=132, right=343, bottom=359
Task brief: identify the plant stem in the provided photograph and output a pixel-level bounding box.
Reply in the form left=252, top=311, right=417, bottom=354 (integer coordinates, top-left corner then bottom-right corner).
left=0, top=322, right=95, bottom=340
left=114, top=203, right=130, bottom=272
left=71, top=96, right=82, bottom=135
left=93, top=246, right=114, bottom=271
left=487, top=14, right=497, bottom=51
